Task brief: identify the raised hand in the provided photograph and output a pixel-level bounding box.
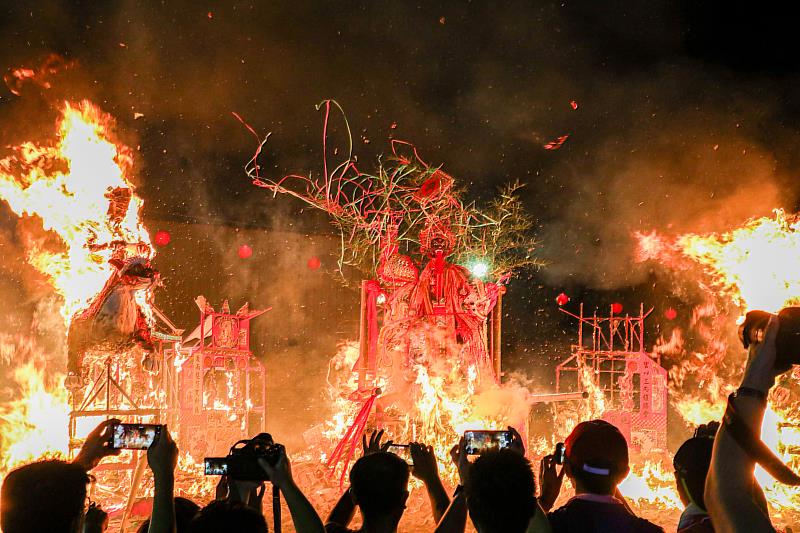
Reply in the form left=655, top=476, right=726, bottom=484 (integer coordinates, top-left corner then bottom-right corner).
left=259, top=444, right=293, bottom=489
left=508, top=426, right=526, bottom=456
left=362, top=429, right=392, bottom=456
left=146, top=427, right=178, bottom=533
left=147, top=426, right=178, bottom=481
left=450, top=436, right=471, bottom=486
left=742, top=315, right=780, bottom=393
left=73, top=418, right=121, bottom=470
left=538, top=454, right=565, bottom=512
left=83, top=502, right=109, bottom=532
left=410, top=442, right=438, bottom=482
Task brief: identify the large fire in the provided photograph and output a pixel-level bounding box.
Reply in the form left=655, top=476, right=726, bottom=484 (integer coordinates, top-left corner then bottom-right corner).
left=0, top=101, right=152, bottom=325
left=322, top=341, right=517, bottom=485
left=3, top=98, right=800, bottom=530
left=0, top=356, right=70, bottom=472
left=0, top=101, right=152, bottom=479
left=637, top=209, right=800, bottom=518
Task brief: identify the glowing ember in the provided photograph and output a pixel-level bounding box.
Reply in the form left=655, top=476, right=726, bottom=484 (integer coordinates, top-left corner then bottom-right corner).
left=154, top=230, right=171, bottom=247
left=238, top=243, right=253, bottom=259
left=543, top=134, right=570, bottom=150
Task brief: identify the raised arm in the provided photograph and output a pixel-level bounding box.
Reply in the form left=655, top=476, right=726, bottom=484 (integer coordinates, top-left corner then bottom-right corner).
left=537, top=454, right=564, bottom=513
left=73, top=418, right=121, bottom=471
left=525, top=501, right=553, bottom=533
left=327, top=429, right=391, bottom=529
left=260, top=446, right=325, bottom=533
left=410, top=442, right=450, bottom=522
left=325, top=487, right=357, bottom=530
left=434, top=438, right=469, bottom=533
left=705, top=317, right=777, bottom=533
left=147, top=427, right=178, bottom=533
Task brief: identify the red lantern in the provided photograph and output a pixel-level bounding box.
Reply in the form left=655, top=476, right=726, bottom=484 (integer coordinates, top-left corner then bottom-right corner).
left=611, top=302, right=623, bottom=314
left=307, top=256, right=321, bottom=270
left=556, top=292, right=570, bottom=306
left=665, top=308, right=678, bottom=320
left=154, top=230, right=171, bottom=247
left=238, top=244, right=253, bottom=259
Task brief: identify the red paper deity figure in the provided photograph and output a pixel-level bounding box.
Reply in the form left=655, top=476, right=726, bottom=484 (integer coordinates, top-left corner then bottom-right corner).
left=65, top=245, right=159, bottom=388
left=360, top=216, right=503, bottom=405
left=245, top=103, right=536, bottom=480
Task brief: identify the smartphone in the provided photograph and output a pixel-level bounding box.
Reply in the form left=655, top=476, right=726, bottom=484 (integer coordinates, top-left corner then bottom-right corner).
left=109, top=422, right=161, bottom=450
left=204, top=457, right=229, bottom=476
left=554, top=442, right=566, bottom=465
left=464, top=430, right=513, bottom=455
left=387, top=444, right=414, bottom=466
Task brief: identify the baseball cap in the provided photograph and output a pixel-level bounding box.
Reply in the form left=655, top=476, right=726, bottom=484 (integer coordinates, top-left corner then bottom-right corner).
left=565, top=419, right=629, bottom=476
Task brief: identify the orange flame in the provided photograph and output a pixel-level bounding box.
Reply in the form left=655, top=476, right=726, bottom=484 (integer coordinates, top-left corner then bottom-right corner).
left=323, top=341, right=525, bottom=483
left=637, top=209, right=800, bottom=514
left=0, top=100, right=152, bottom=325
left=0, top=102, right=155, bottom=496
left=0, top=360, right=70, bottom=473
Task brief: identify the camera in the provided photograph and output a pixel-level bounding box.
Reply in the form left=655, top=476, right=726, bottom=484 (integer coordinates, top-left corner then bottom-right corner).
left=739, top=307, right=800, bottom=373
left=203, top=433, right=283, bottom=481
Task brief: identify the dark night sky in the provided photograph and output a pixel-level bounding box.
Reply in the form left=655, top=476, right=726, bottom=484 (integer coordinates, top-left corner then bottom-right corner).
left=1, top=1, right=800, bottom=429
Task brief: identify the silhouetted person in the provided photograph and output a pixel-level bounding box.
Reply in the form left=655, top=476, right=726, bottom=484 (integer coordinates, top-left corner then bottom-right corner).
left=326, top=451, right=410, bottom=533
left=465, top=449, right=538, bottom=533
left=138, top=497, right=201, bottom=533
left=327, top=430, right=447, bottom=533
left=435, top=429, right=550, bottom=533
left=1, top=419, right=123, bottom=533
left=1, top=460, right=91, bottom=533
left=196, top=441, right=323, bottom=533
left=545, top=419, right=664, bottom=533
left=674, top=423, right=718, bottom=532
left=705, top=316, right=779, bottom=532
left=189, top=500, right=268, bottom=533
